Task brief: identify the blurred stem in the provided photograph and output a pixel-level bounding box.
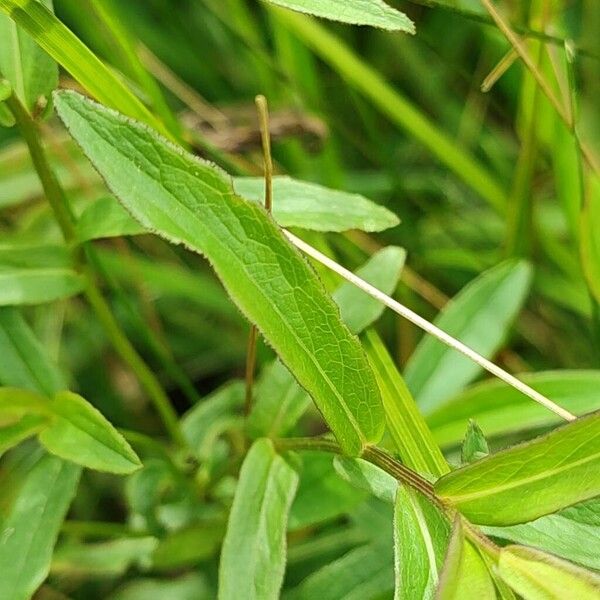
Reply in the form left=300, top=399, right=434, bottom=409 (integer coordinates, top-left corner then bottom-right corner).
left=6, top=91, right=185, bottom=447
left=244, top=94, right=273, bottom=415
left=505, top=43, right=543, bottom=257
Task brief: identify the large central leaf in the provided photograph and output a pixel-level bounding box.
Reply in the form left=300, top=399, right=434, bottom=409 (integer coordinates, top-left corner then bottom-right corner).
left=54, top=90, right=384, bottom=456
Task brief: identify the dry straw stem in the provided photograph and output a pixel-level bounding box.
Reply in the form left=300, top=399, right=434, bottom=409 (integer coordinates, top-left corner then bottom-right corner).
left=284, top=231, right=576, bottom=423
left=481, top=0, right=599, bottom=173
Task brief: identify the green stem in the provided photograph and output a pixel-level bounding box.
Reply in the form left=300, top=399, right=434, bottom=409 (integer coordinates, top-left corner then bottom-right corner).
left=6, top=91, right=184, bottom=447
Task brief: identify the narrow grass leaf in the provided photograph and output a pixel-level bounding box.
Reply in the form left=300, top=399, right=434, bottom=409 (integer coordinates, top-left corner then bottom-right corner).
left=483, top=498, right=600, bottom=571
left=0, top=0, right=167, bottom=134
left=39, top=391, right=142, bottom=474
left=581, top=175, right=600, bottom=303
left=0, top=306, right=66, bottom=394
left=498, top=545, right=600, bottom=600
left=272, top=9, right=507, bottom=210
left=404, top=260, right=532, bottom=414
left=0, top=0, right=56, bottom=111
left=234, top=176, right=400, bottom=232
left=0, top=454, right=80, bottom=600
left=0, top=267, right=83, bottom=305
left=363, top=329, right=449, bottom=477
left=394, top=486, right=450, bottom=600
left=427, top=371, right=600, bottom=448
left=435, top=518, right=495, bottom=600
left=218, top=438, right=299, bottom=600
left=55, top=90, right=384, bottom=455
left=333, top=247, right=405, bottom=334
left=435, top=411, right=600, bottom=525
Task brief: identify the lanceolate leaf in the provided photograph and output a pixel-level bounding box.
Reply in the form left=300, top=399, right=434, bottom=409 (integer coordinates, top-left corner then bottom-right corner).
left=247, top=250, right=404, bottom=441
left=77, top=196, right=146, bottom=241
left=233, top=176, right=400, bottom=233
left=0, top=306, right=66, bottom=394
left=261, top=0, right=414, bottom=32
left=218, top=439, right=299, bottom=600
left=38, top=391, right=142, bottom=474
left=0, top=454, right=81, bottom=600
left=0, top=0, right=56, bottom=112
left=394, top=485, right=450, bottom=600
left=334, top=456, right=397, bottom=503
left=404, top=260, right=532, bottom=414
left=498, top=545, right=600, bottom=600
left=435, top=411, right=600, bottom=526
left=55, top=90, right=384, bottom=455
left=427, top=371, right=600, bottom=448
left=435, top=518, right=495, bottom=600
left=0, top=267, right=83, bottom=306
left=0, top=414, right=46, bottom=456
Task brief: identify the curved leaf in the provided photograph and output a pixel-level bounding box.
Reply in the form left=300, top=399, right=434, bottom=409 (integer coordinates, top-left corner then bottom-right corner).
left=404, top=260, right=532, bottom=414
left=0, top=267, right=83, bottom=306
left=435, top=412, right=600, bottom=525
left=39, top=391, right=142, bottom=474
left=54, top=90, right=384, bottom=455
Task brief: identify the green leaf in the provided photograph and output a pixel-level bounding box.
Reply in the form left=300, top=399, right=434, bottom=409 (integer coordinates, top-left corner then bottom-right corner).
left=461, top=420, right=489, bottom=464
left=233, top=176, right=400, bottom=232
left=110, top=573, right=212, bottom=600
left=261, top=0, right=414, bottom=32
left=0, top=414, right=47, bottom=456
left=246, top=360, right=311, bottom=440
left=0, top=266, right=83, bottom=306
left=394, top=485, right=450, bottom=600
left=292, top=538, right=394, bottom=599
left=0, top=243, right=76, bottom=306
left=404, top=260, right=532, bottom=413
left=427, top=371, right=600, bottom=448
left=581, top=175, right=600, bottom=303
left=334, top=456, right=397, bottom=503
left=333, top=246, right=405, bottom=334
left=0, top=0, right=57, bottom=111
left=498, top=545, right=600, bottom=600
left=435, top=411, right=600, bottom=525
left=0, top=386, right=47, bottom=418
left=483, top=498, right=600, bottom=571
left=435, top=518, right=495, bottom=600
left=0, top=454, right=80, bottom=600
left=52, top=537, right=158, bottom=577
left=77, top=196, right=146, bottom=241
left=363, top=330, right=449, bottom=477
left=181, top=381, right=244, bottom=459
left=247, top=249, right=404, bottom=440
left=153, top=523, right=224, bottom=571
left=38, top=391, right=142, bottom=474
left=218, top=439, right=299, bottom=600
left=55, top=90, right=384, bottom=456
left=289, top=451, right=366, bottom=530
left=0, top=306, right=67, bottom=394
left=0, top=0, right=167, bottom=135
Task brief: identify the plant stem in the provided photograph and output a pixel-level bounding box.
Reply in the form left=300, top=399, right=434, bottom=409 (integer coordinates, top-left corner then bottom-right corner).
left=6, top=91, right=185, bottom=446
left=244, top=94, right=273, bottom=415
